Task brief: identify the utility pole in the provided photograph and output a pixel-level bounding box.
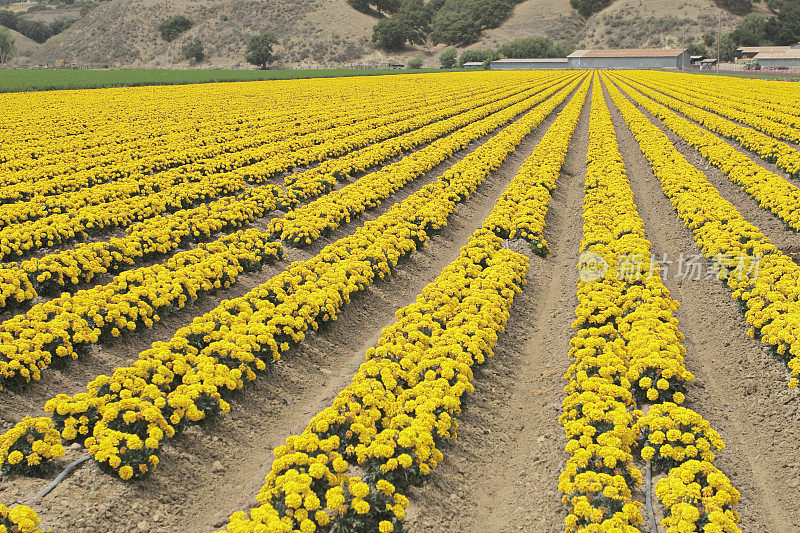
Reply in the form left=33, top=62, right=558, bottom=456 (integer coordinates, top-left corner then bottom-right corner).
left=717, top=8, right=721, bottom=74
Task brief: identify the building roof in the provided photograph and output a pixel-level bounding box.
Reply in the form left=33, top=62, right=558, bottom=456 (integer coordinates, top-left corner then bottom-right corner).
left=754, top=49, right=800, bottom=60
left=491, top=58, right=568, bottom=63
left=738, top=46, right=790, bottom=54
left=463, top=62, right=483, bottom=66
left=568, top=48, right=685, bottom=58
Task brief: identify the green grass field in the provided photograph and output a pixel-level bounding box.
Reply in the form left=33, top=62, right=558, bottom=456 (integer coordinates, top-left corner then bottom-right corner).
left=0, top=67, right=452, bottom=93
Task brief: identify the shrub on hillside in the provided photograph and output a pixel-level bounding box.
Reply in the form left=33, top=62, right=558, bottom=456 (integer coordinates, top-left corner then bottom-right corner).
left=406, top=55, right=423, bottom=68
left=158, top=15, right=192, bottom=42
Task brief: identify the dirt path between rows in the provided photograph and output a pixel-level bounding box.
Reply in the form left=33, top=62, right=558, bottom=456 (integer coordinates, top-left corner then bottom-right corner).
left=0, top=83, right=582, bottom=533
left=604, top=79, right=800, bottom=533
left=405, top=82, right=592, bottom=533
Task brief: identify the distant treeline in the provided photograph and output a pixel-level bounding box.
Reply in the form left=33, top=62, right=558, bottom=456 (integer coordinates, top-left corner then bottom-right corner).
left=349, top=0, right=526, bottom=50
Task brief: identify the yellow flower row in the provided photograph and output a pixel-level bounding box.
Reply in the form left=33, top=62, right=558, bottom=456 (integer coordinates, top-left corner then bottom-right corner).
left=0, top=416, right=64, bottom=477
left=0, top=229, right=283, bottom=389
left=276, top=74, right=582, bottom=245
left=603, top=73, right=747, bottom=533
left=0, top=502, right=41, bottom=533
left=0, top=78, right=570, bottom=309
left=625, top=71, right=800, bottom=144
left=0, top=78, right=489, bottom=229
left=1, top=74, right=504, bottom=199
left=560, top=78, right=651, bottom=532
left=618, top=74, right=800, bottom=179
left=0, top=186, right=279, bottom=309
left=0, top=172, right=245, bottom=262
left=638, top=71, right=800, bottom=130
left=482, top=76, right=590, bottom=254
left=39, top=79, right=568, bottom=481
left=225, top=229, right=528, bottom=532
left=611, top=75, right=800, bottom=231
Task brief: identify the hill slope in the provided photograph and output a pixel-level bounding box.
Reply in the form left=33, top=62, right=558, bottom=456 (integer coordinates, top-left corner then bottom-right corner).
left=26, top=0, right=766, bottom=68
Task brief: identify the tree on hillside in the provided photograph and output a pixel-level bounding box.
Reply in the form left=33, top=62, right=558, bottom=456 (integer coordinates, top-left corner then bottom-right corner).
left=0, top=26, right=14, bottom=64
left=158, top=15, right=192, bottom=42
left=717, top=34, right=737, bottom=62
left=570, top=0, right=612, bottom=17
left=713, top=0, right=753, bottom=15
left=347, top=0, right=401, bottom=15
left=730, top=13, right=769, bottom=46
left=245, top=32, right=278, bottom=69
left=181, top=37, right=204, bottom=62
left=766, top=0, right=800, bottom=44
left=439, top=45, right=457, bottom=67
left=430, top=0, right=518, bottom=46
left=686, top=43, right=708, bottom=57
left=372, top=0, right=428, bottom=50
left=430, top=8, right=481, bottom=46
left=496, top=36, right=570, bottom=58
left=458, top=48, right=493, bottom=66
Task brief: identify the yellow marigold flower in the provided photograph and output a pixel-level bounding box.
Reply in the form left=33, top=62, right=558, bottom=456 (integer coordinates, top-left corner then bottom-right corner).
left=641, top=446, right=655, bottom=462
left=8, top=450, right=24, bottom=465
left=119, top=465, right=134, bottom=480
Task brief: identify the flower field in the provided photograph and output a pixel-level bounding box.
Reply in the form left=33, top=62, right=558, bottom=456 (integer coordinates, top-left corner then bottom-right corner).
left=0, top=70, right=799, bottom=533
